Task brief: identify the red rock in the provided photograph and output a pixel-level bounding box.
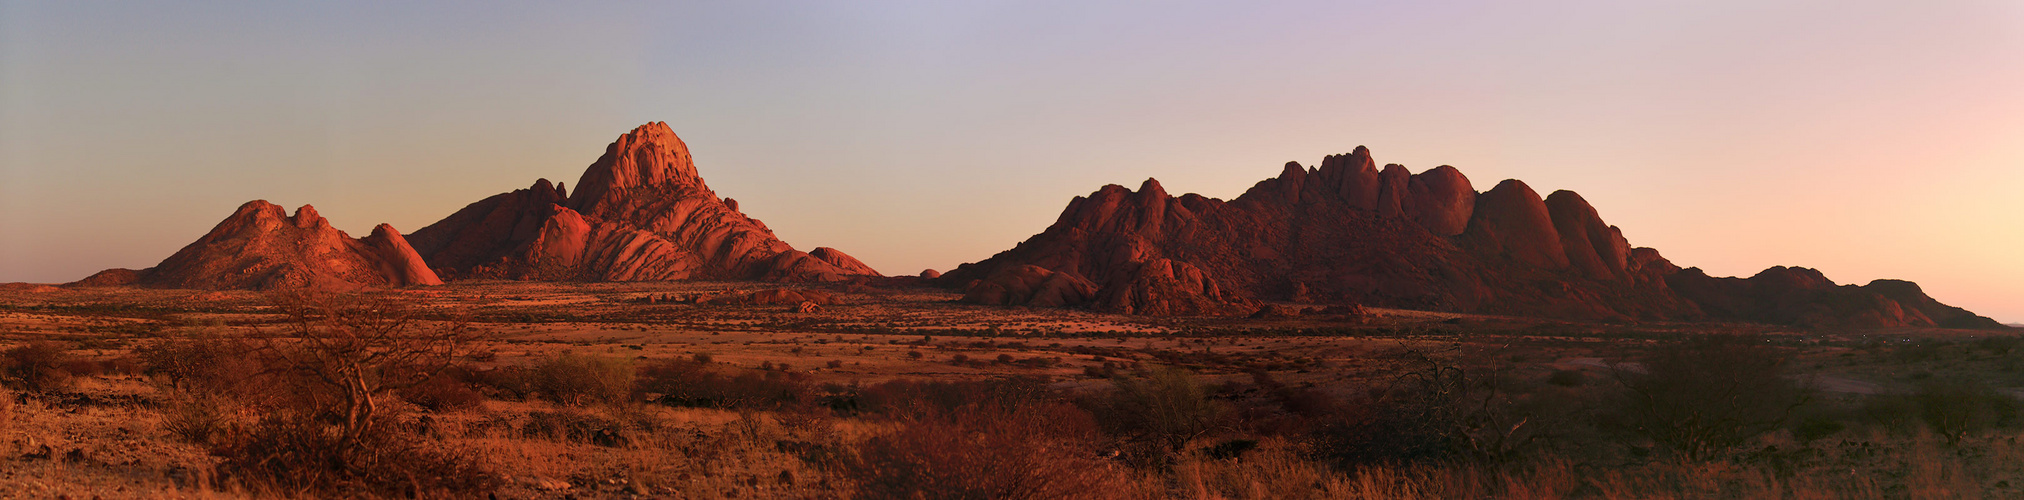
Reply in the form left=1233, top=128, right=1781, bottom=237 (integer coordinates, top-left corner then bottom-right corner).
left=919, top=269, right=942, bottom=279
left=86, top=201, right=441, bottom=290
left=1309, top=147, right=1382, bottom=211
left=1091, top=258, right=1257, bottom=315
left=363, top=224, right=444, bottom=286
left=1406, top=166, right=1475, bottom=236
left=405, top=178, right=568, bottom=277
left=1543, top=190, right=1629, bottom=281
left=71, top=268, right=145, bottom=287
left=1376, top=164, right=1412, bottom=218
left=1862, top=279, right=2002, bottom=329
left=410, top=123, right=874, bottom=283
left=946, top=146, right=1992, bottom=327
left=1463, top=180, right=1569, bottom=270
left=810, top=247, right=879, bottom=276
left=960, top=265, right=1098, bottom=308
left=1248, top=304, right=1301, bottom=319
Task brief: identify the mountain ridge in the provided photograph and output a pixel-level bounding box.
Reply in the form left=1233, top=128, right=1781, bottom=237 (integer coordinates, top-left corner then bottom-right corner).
left=944, top=147, right=2001, bottom=329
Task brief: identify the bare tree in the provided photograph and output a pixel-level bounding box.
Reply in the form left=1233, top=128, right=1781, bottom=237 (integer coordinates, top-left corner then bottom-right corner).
left=262, top=291, right=477, bottom=446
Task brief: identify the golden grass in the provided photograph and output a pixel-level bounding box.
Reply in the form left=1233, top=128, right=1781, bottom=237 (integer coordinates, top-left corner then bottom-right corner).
left=4, top=370, right=2023, bottom=499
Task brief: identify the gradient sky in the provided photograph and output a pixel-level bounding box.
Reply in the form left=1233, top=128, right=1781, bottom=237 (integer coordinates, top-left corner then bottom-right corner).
left=3, top=1, right=2020, bottom=322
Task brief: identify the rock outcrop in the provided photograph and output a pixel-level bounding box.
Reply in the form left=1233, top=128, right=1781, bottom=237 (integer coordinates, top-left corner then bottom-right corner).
left=1091, top=258, right=1256, bottom=316
left=945, top=146, right=1996, bottom=327
left=810, top=247, right=880, bottom=276
left=73, top=201, right=442, bottom=290
left=408, top=122, right=879, bottom=283
left=1667, top=267, right=2002, bottom=329
left=960, top=265, right=1098, bottom=308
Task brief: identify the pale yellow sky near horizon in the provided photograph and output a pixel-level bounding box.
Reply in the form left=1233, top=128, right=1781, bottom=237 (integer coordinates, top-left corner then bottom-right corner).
left=2, top=1, right=2020, bottom=322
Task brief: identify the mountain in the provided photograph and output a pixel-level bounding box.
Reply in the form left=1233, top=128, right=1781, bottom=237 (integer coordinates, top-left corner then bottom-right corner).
left=406, top=122, right=879, bottom=282
left=73, top=201, right=441, bottom=290
left=944, top=147, right=2001, bottom=328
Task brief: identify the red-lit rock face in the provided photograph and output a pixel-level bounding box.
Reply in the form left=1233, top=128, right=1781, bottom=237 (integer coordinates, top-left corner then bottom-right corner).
left=944, top=146, right=1996, bottom=327
left=407, top=122, right=878, bottom=283
left=76, top=201, right=441, bottom=290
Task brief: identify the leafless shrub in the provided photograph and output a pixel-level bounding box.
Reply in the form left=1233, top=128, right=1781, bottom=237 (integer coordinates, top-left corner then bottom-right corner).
left=1609, top=334, right=1809, bottom=461
left=529, top=352, right=635, bottom=407
left=134, top=332, right=265, bottom=397
left=197, top=291, right=495, bottom=497
left=259, top=291, right=479, bottom=444
left=1, top=341, right=75, bottom=393
left=1912, top=377, right=2020, bottom=445
left=1087, top=365, right=1226, bottom=466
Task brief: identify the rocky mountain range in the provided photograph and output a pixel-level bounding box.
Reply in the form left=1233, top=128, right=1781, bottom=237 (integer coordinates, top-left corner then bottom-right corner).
left=75, top=122, right=878, bottom=291
left=65, top=123, right=2001, bottom=329
left=943, top=147, right=2002, bottom=329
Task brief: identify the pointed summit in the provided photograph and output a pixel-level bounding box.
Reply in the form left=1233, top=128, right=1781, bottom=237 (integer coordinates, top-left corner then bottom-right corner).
left=1138, top=178, right=1167, bottom=198
left=566, top=121, right=700, bottom=215
left=410, top=122, right=881, bottom=282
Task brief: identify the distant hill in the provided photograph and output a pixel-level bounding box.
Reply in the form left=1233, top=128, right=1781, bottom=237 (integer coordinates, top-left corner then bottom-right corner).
left=72, top=201, right=440, bottom=290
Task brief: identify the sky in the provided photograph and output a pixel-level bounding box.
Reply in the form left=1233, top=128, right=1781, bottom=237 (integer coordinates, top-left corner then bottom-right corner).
left=2, top=1, right=2020, bottom=323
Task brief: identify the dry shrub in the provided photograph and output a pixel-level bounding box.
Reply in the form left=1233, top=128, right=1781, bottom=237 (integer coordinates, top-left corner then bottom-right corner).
left=397, top=370, right=486, bottom=412
left=460, top=364, right=534, bottom=400
left=134, top=332, right=269, bottom=399
left=162, top=392, right=243, bottom=446
left=844, top=377, right=1054, bottom=417
left=0, top=387, right=13, bottom=434
left=1609, top=334, right=1808, bottom=460
left=520, top=409, right=629, bottom=446
left=191, top=291, right=496, bottom=497
left=1088, top=365, right=1226, bottom=464
left=2, top=341, right=75, bottom=392
left=530, top=352, right=635, bottom=406
left=1910, top=377, right=2020, bottom=445
left=636, top=357, right=810, bottom=409
left=847, top=401, right=1130, bottom=500
left=212, top=412, right=496, bottom=497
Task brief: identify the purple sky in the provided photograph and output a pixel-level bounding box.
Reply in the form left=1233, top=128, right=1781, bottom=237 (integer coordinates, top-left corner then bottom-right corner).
left=3, top=1, right=2021, bottom=322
